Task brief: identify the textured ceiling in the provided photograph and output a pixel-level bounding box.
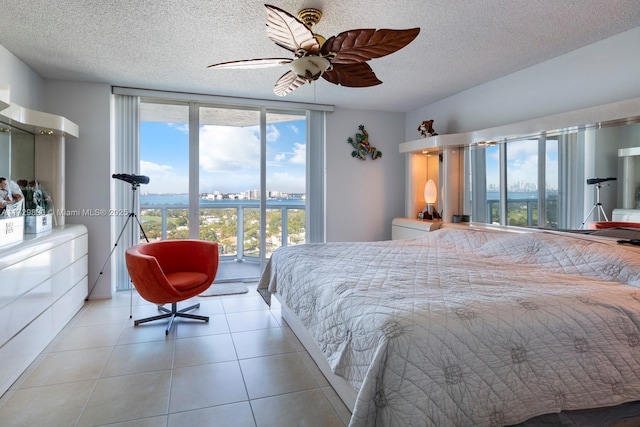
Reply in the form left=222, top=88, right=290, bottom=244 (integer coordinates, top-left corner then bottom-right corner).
left=1, top=0, right=639, bottom=112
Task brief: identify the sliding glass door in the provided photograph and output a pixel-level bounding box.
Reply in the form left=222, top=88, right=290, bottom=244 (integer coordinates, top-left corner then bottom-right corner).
left=265, top=111, right=307, bottom=259
left=134, top=100, right=310, bottom=283
left=139, top=102, right=190, bottom=240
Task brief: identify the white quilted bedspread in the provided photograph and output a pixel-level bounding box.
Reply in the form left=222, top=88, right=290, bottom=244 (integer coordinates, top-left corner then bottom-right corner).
left=258, top=228, right=640, bottom=426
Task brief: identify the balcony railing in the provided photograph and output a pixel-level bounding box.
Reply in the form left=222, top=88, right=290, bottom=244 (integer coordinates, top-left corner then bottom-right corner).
left=139, top=200, right=306, bottom=263
left=487, top=195, right=558, bottom=228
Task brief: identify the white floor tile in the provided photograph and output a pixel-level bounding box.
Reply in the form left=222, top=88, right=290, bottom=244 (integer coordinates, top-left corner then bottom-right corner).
left=0, top=286, right=351, bottom=426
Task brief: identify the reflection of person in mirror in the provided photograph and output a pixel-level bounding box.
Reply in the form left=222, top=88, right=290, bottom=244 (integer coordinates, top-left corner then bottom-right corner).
left=0, top=177, right=23, bottom=215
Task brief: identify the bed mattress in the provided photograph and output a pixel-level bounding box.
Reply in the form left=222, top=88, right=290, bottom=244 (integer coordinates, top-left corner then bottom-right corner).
left=258, top=228, right=640, bottom=426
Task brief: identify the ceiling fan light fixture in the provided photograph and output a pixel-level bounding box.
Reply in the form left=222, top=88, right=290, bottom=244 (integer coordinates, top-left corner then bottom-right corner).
left=290, top=56, right=331, bottom=82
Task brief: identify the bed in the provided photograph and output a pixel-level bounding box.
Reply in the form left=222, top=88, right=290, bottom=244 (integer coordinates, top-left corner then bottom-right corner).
left=257, top=225, right=640, bottom=426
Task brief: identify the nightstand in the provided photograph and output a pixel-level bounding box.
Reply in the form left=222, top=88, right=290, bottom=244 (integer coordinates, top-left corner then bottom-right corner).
left=391, top=218, right=442, bottom=239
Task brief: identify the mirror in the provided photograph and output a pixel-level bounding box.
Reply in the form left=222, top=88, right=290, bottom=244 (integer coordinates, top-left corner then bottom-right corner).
left=0, top=122, right=35, bottom=187
left=468, top=119, right=640, bottom=229
left=0, top=125, right=9, bottom=176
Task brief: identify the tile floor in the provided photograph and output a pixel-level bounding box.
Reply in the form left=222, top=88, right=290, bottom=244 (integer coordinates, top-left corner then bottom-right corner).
left=215, top=260, right=262, bottom=282
left=0, top=284, right=351, bottom=426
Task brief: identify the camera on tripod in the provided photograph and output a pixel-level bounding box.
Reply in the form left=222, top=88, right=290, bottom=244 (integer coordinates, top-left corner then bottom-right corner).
left=586, top=177, right=616, bottom=185
left=89, top=173, right=150, bottom=301
left=580, top=176, right=617, bottom=228
left=112, top=173, right=150, bottom=185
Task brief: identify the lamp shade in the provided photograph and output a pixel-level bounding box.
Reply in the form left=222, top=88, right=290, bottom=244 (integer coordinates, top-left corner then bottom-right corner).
left=424, top=179, right=437, bottom=204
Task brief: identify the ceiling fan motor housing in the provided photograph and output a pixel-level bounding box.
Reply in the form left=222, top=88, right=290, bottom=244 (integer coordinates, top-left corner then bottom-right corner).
left=290, top=56, right=331, bottom=82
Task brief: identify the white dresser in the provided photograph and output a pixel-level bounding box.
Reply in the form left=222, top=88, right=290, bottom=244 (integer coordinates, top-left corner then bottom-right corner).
left=391, top=218, right=442, bottom=239
left=612, top=209, right=640, bottom=222
left=0, top=224, right=88, bottom=395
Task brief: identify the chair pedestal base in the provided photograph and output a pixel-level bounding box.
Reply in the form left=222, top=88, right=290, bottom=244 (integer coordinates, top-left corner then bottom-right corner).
left=135, top=302, right=209, bottom=335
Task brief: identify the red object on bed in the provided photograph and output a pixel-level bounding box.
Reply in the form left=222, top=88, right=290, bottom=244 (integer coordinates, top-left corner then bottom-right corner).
left=587, top=221, right=640, bottom=229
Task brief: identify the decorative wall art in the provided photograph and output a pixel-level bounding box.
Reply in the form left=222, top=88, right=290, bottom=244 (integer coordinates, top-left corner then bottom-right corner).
left=418, top=119, right=438, bottom=138
left=348, top=124, right=382, bottom=160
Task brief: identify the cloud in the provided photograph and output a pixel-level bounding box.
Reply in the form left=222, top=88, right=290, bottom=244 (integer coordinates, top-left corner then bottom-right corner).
left=289, top=142, right=306, bottom=165
left=289, top=124, right=299, bottom=134
left=141, top=121, right=305, bottom=194
left=485, top=139, right=560, bottom=190
left=168, top=123, right=189, bottom=134
left=506, top=140, right=539, bottom=187
left=140, top=160, right=188, bottom=194
left=199, top=125, right=261, bottom=172
left=266, top=124, right=280, bottom=142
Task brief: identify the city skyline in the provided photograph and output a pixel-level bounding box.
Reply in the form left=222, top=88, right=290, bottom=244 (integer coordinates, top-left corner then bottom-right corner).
left=485, top=138, right=559, bottom=191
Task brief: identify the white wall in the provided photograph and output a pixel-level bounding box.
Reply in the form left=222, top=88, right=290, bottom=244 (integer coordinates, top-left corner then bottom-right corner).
left=406, top=26, right=640, bottom=138
left=326, top=108, right=405, bottom=242
left=0, top=45, right=45, bottom=110
left=43, top=81, right=113, bottom=299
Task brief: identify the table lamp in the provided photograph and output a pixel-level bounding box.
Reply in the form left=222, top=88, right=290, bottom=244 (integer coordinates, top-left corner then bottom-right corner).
left=422, top=179, right=437, bottom=219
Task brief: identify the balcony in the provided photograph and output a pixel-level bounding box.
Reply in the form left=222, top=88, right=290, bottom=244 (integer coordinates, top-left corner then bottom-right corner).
left=139, top=200, right=305, bottom=282
left=486, top=194, right=558, bottom=228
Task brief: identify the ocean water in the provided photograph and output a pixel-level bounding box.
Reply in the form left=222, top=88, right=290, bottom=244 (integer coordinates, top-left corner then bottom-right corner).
left=140, top=194, right=304, bottom=207
left=487, top=191, right=558, bottom=201
left=139, top=192, right=551, bottom=207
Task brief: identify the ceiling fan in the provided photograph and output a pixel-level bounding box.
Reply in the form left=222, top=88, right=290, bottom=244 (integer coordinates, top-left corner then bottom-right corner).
left=208, top=4, right=420, bottom=96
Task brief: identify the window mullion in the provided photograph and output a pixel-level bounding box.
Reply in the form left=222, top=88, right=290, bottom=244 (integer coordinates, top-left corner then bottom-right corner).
left=188, top=102, right=199, bottom=239
left=259, top=109, right=267, bottom=269
left=538, top=133, right=546, bottom=227
left=499, top=142, right=507, bottom=226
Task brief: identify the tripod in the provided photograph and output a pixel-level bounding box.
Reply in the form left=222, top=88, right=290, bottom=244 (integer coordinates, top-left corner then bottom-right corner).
left=86, top=182, right=149, bottom=314
left=580, top=182, right=609, bottom=229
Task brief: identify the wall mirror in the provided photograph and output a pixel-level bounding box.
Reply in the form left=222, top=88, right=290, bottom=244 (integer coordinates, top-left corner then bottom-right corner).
left=467, top=118, right=640, bottom=229
left=0, top=122, right=35, bottom=184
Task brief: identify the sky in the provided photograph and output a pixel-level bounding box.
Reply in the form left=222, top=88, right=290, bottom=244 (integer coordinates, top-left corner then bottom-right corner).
left=139, top=119, right=306, bottom=195
left=140, top=117, right=559, bottom=197
left=485, top=138, right=559, bottom=192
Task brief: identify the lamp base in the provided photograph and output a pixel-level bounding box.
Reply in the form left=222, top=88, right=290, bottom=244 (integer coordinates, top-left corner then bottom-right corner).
left=420, top=205, right=440, bottom=221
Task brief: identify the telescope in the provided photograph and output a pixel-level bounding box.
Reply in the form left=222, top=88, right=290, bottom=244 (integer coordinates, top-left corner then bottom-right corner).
left=112, top=173, right=150, bottom=185
left=586, top=177, right=616, bottom=185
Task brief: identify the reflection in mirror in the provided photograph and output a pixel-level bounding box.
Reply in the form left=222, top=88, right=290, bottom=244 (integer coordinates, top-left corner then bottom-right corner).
left=0, top=122, right=35, bottom=183
left=469, top=119, right=640, bottom=230
left=0, top=125, right=9, bottom=178
left=10, top=125, right=35, bottom=182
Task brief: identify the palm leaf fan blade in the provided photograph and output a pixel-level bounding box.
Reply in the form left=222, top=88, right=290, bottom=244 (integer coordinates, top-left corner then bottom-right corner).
left=321, top=28, right=420, bottom=64
left=207, top=58, right=292, bottom=69
left=273, top=70, right=308, bottom=96
left=322, top=62, right=382, bottom=87
left=265, top=4, right=320, bottom=54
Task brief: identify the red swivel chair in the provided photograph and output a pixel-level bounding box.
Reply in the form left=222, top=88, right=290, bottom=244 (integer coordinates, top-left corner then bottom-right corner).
left=125, top=239, right=219, bottom=335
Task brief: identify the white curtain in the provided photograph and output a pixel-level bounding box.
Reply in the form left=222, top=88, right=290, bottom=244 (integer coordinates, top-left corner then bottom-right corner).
left=307, top=109, right=325, bottom=243
left=113, top=94, right=140, bottom=291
